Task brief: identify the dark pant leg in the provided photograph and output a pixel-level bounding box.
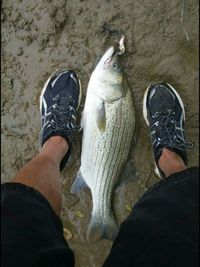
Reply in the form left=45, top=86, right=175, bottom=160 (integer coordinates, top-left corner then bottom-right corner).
left=103, top=167, right=199, bottom=267
left=1, top=183, right=75, bottom=267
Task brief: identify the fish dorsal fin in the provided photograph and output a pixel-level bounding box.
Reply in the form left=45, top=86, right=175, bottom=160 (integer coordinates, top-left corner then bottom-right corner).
left=96, top=100, right=106, bottom=131
left=71, top=171, right=88, bottom=193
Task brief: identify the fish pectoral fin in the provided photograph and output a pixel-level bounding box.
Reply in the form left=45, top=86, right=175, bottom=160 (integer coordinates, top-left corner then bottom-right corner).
left=96, top=101, right=106, bottom=131
left=71, top=171, right=88, bottom=193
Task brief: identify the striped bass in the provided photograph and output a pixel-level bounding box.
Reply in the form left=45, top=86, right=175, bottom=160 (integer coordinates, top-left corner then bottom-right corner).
left=71, top=37, right=135, bottom=241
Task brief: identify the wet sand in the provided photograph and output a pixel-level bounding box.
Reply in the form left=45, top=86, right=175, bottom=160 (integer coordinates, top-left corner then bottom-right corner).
left=1, top=0, right=199, bottom=266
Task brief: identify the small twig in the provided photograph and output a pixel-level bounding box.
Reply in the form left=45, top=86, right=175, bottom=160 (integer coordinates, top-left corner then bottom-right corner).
left=180, top=0, right=190, bottom=42
left=180, top=0, right=185, bottom=22
left=182, top=25, right=190, bottom=41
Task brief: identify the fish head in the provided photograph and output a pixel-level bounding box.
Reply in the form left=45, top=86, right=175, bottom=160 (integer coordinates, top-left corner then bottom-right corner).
left=91, top=46, right=125, bottom=102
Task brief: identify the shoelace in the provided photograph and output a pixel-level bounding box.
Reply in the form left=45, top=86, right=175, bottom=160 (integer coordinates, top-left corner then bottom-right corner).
left=42, top=95, right=80, bottom=134
left=150, top=110, right=193, bottom=151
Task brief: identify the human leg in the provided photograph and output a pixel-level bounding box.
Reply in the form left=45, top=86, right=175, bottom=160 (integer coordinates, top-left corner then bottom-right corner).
left=8, top=69, right=81, bottom=216
left=1, top=69, right=81, bottom=267
left=158, top=147, right=187, bottom=177
left=103, top=167, right=199, bottom=267
left=103, top=83, right=198, bottom=267
left=11, top=136, right=68, bottom=216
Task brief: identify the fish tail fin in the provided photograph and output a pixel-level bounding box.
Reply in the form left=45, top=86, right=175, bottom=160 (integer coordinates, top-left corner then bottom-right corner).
left=87, top=211, right=119, bottom=242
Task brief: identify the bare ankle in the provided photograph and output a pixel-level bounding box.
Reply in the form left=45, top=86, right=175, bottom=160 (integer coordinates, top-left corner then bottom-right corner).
left=158, top=148, right=187, bottom=177
left=42, top=136, right=69, bottom=163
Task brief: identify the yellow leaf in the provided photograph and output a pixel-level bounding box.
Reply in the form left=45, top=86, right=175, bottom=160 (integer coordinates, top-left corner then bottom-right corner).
left=125, top=203, right=132, bottom=213
left=63, top=228, right=73, bottom=240
left=74, top=210, right=85, bottom=218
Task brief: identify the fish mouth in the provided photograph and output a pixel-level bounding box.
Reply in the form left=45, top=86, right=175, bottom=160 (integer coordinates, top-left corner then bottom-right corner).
left=97, top=36, right=126, bottom=67
left=99, top=46, right=115, bottom=66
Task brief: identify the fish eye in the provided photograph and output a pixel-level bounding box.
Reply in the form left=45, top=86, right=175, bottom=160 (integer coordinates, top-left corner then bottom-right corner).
left=113, top=63, right=120, bottom=70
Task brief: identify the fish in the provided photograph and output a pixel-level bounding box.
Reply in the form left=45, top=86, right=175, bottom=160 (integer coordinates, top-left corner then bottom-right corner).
left=71, top=37, right=135, bottom=241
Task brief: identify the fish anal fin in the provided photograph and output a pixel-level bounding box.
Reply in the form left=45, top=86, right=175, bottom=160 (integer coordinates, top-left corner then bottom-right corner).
left=71, top=171, right=88, bottom=194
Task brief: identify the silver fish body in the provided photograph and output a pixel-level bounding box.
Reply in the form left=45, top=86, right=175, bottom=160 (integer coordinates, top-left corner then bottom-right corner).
left=71, top=44, right=135, bottom=241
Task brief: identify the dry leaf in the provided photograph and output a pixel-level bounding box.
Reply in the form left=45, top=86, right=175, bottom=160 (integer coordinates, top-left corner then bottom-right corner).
left=74, top=210, right=85, bottom=218
left=125, top=203, right=132, bottom=213
left=63, top=227, right=73, bottom=240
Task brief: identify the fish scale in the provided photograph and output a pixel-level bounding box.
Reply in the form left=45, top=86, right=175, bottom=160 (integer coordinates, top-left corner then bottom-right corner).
left=96, top=103, right=123, bottom=215
left=93, top=91, right=134, bottom=218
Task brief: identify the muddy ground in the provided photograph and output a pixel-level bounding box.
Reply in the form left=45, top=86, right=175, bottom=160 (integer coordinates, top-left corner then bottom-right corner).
left=1, top=0, right=199, bottom=266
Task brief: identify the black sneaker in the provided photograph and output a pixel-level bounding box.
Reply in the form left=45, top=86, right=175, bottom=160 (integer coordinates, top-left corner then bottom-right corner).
left=40, top=68, right=82, bottom=171
left=143, top=82, right=193, bottom=178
